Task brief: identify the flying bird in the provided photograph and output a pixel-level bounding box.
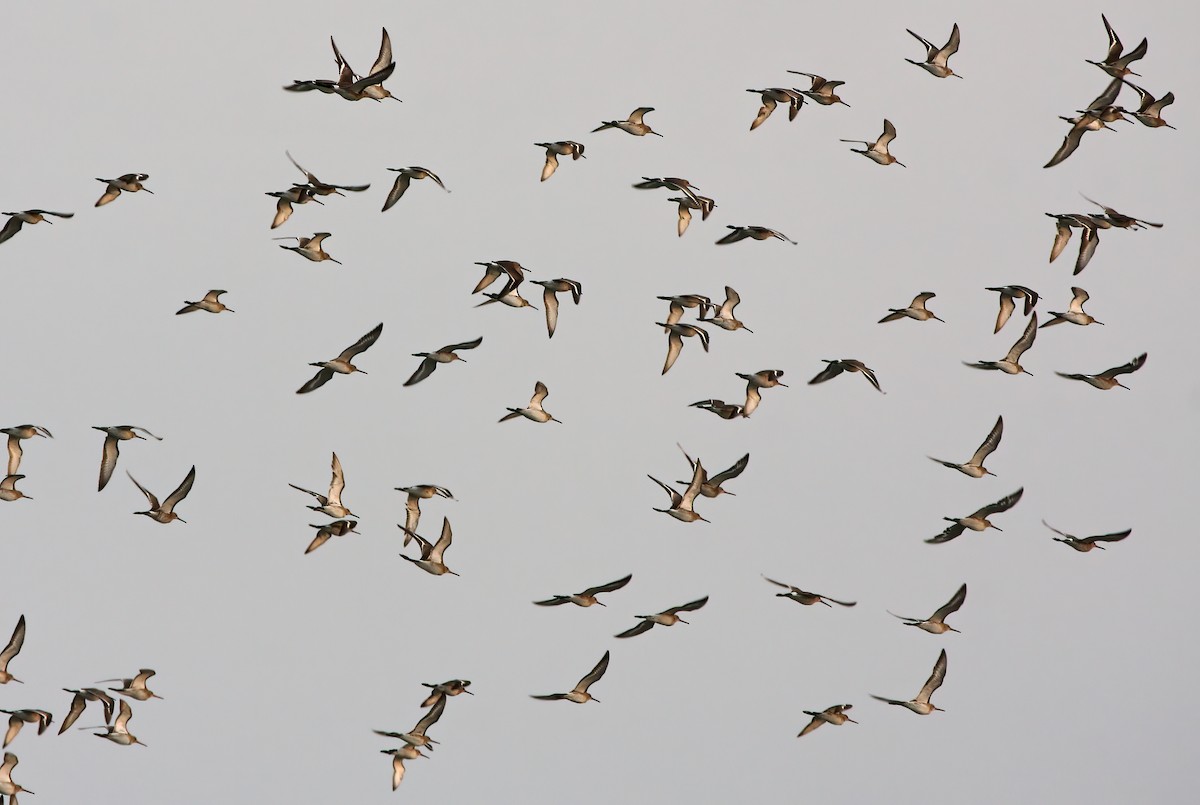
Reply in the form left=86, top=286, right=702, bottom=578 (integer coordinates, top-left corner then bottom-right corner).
left=94, top=426, right=163, bottom=492
left=615, top=596, right=709, bottom=638
left=1124, top=83, right=1175, bottom=128
left=275, top=232, right=342, bottom=264
left=328, top=27, right=399, bottom=101
left=1044, top=78, right=1129, bottom=169
left=889, top=583, right=967, bottom=634
left=1086, top=15, right=1147, bottom=78
left=304, top=520, right=359, bottom=554
left=1043, top=521, right=1132, bottom=552
left=738, top=369, right=788, bottom=417
left=128, top=465, right=195, bottom=524
left=102, top=669, right=162, bottom=702
left=879, top=292, right=942, bottom=323
left=689, top=399, right=744, bottom=420
left=266, top=186, right=323, bottom=229
left=419, top=679, right=473, bottom=708
left=926, top=488, right=1024, bottom=543
left=373, top=695, right=446, bottom=751
left=964, top=314, right=1038, bottom=375
left=1, top=711, right=52, bottom=748
left=871, top=649, right=948, bottom=715
left=0, top=476, right=32, bottom=503
left=658, top=322, right=710, bottom=374
left=677, top=445, right=748, bottom=498
left=648, top=459, right=708, bottom=523
left=470, top=260, right=526, bottom=296
left=296, top=322, right=383, bottom=394
left=986, top=285, right=1039, bottom=333
left=716, top=225, right=797, bottom=245
left=399, top=517, right=460, bottom=576
left=698, top=286, right=752, bottom=332
left=746, top=88, right=804, bottom=130
left=285, top=151, right=371, bottom=195
left=536, top=141, right=585, bottom=181
left=1081, top=195, right=1163, bottom=229
left=763, top=576, right=856, bottom=607
left=808, top=359, right=885, bottom=393
left=841, top=118, right=906, bottom=166
left=499, top=381, right=561, bottom=423
left=90, top=699, right=146, bottom=746
left=59, top=688, right=115, bottom=734
left=289, top=452, right=355, bottom=519
left=905, top=23, right=962, bottom=78
left=0, top=209, right=74, bottom=245
left=395, top=485, right=455, bottom=545
left=797, top=704, right=857, bottom=737
left=530, top=279, right=583, bottom=338
left=534, top=574, right=633, bottom=607
left=531, top=651, right=610, bottom=703
left=382, top=167, right=450, bottom=211
left=0, top=617, right=25, bottom=685
left=1041, top=287, right=1102, bottom=327
left=0, top=750, right=33, bottom=799
left=928, top=415, right=1003, bottom=478
left=381, top=745, right=426, bottom=790
left=788, top=71, right=851, bottom=105
left=668, top=194, right=717, bottom=236
left=592, top=107, right=661, bottom=136
left=94, top=173, right=152, bottom=207
left=3, top=426, right=51, bottom=477
left=1056, top=352, right=1147, bottom=390
left=404, top=337, right=483, bottom=386
left=176, top=290, right=234, bottom=315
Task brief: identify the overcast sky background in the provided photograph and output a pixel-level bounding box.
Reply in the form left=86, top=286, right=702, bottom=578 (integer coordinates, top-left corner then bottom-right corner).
left=1, top=1, right=1196, bottom=802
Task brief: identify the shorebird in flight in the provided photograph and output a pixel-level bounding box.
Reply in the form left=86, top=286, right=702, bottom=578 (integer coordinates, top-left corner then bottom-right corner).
left=275, top=232, right=342, bottom=265
left=648, top=458, right=708, bottom=523
left=399, top=517, right=459, bottom=576
left=677, top=445, right=748, bottom=498
left=987, top=285, right=1039, bottom=333
left=405, top=337, right=482, bottom=386
left=176, top=290, right=234, bottom=315
left=1087, top=15, right=1147, bottom=78
left=1082, top=195, right=1164, bottom=229
left=531, top=651, right=610, bottom=703
left=285, top=151, right=370, bottom=196
left=738, top=369, right=788, bottom=417
left=841, top=119, right=906, bottom=166
left=716, top=225, right=797, bottom=245
left=296, top=322, right=382, bottom=394
left=746, top=88, right=804, bottom=130
left=1047, top=213, right=1111, bottom=275
left=536, top=141, right=585, bottom=181
left=420, top=679, right=472, bottom=708
left=798, top=705, right=857, bottom=737
left=1044, top=78, right=1129, bottom=169
left=94, top=426, right=161, bottom=492
left=889, top=584, right=967, bottom=634
left=928, top=415, right=1003, bottom=478
left=1, top=711, right=51, bottom=748
left=381, top=745, right=426, bottom=790
left=965, top=314, right=1038, bottom=375
left=266, top=186, right=323, bottom=229
left=809, top=359, right=885, bottom=393
left=668, top=194, right=716, bottom=237
left=128, top=466, right=195, bottom=524
left=3, top=426, right=51, bottom=477
left=1124, top=83, right=1175, bottom=128
left=290, top=453, right=355, bottom=519
left=659, top=294, right=713, bottom=328
left=616, top=596, right=709, bottom=638
left=0, top=476, right=32, bottom=503
left=593, top=107, right=661, bottom=136
left=531, top=278, right=582, bottom=338
left=395, top=484, right=455, bottom=544
left=1056, top=353, right=1147, bottom=390
left=305, top=520, right=359, bottom=554
left=634, top=177, right=701, bottom=209
left=88, top=700, right=145, bottom=746
left=763, top=576, right=856, bottom=607
left=1041, top=287, right=1102, bottom=327
left=534, top=574, right=633, bottom=608
left=788, top=71, right=851, bottom=106
left=698, top=286, right=753, bottom=332
left=879, top=292, right=942, bottom=323
left=0, top=209, right=74, bottom=246
left=926, top=488, right=1024, bottom=543
left=476, top=287, right=536, bottom=309
left=1043, top=521, right=1131, bottom=552
left=658, top=322, right=710, bottom=374
left=102, top=669, right=162, bottom=702
left=0, top=751, right=33, bottom=799
left=0, top=617, right=24, bottom=685
left=95, top=174, right=152, bottom=207
left=905, top=23, right=962, bottom=78
left=499, top=381, right=561, bottom=423
left=872, top=649, right=948, bottom=715
left=59, top=688, right=115, bottom=733
left=374, top=696, right=445, bottom=751
left=328, top=27, right=399, bottom=101
left=471, top=260, right=525, bottom=296
left=690, top=399, right=744, bottom=419
left=382, top=167, right=450, bottom=211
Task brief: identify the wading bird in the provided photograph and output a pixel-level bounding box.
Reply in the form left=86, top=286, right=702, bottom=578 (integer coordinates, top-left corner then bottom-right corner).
left=102, top=669, right=163, bottom=702
left=788, top=71, right=851, bottom=106
left=798, top=704, right=857, bottom=737
left=534, top=574, right=633, bottom=608
left=905, top=23, right=962, bottom=78
left=615, top=597, right=709, bottom=638
left=176, top=290, right=234, bottom=314
left=536, top=141, right=585, bottom=181
left=94, top=425, right=163, bottom=492
left=0, top=209, right=74, bottom=246
left=964, top=314, right=1037, bottom=375
left=128, top=467, right=195, bottom=524
left=405, top=337, right=483, bottom=386
left=986, top=285, right=1039, bottom=333
left=928, top=416, right=1003, bottom=478
left=0, top=617, right=25, bottom=685
left=296, top=323, right=383, bottom=394
left=275, top=232, right=341, bottom=265
left=763, top=576, right=856, bottom=607
left=841, top=119, right=906, bottom=166
left=373, top=696, right=446, bottom=751
left=809, top=359, right=885, bottom=393
left=399, top=517, right=460, bottom=576
left=3, top=426, right=51, bottom=477
left=531, top=278, right=583, bottom=338
left=1043, top=521, right=1132, bottom=552
left=926, top=488, right=1024, bottom=543
left=1041, top=287, right=1102, bottom=327
left=59, top=688, right=115, bottom=733
left=95, top=173, right=152, bottom=207
left=395, top=484, right=455, bottom=544
left=1056, top=353, right=1147, bottom=390
left=304, top=520, right=359, bottom=554
left=499, top=381, right=561, bottom=423
left=648, top=459, right=708, bottom=523
left=290, top=452, right=355, bottom=519
left=871, top=649, right=948, bottom=714
left=593, top=107, right=661, bottom=136
left=889, top=584, right=967, bottom=634
left=382, top=167, right=449, bottom=211
left=531, top=651, right=610, bottom=703
left=879, top=292, right=942, bottom=323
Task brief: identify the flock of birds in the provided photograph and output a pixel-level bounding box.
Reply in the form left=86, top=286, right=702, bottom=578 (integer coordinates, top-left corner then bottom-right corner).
left=0, top=11, right=1174, bottom=799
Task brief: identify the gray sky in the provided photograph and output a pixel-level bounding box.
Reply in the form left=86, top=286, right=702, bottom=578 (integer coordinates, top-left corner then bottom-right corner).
left=1, top=0, right=1196, bottom=801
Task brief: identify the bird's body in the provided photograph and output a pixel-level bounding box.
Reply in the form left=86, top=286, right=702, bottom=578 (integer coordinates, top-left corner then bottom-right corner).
left=698, top=286, right=753, bottom=332
left=1086, top=15, right=1147, bottom=78
left=305, top=520, right=359, bottom=554
left=677, top=446, right=748, bottom=498
left=419, top=679, right=472, bottom=708
left=395, top=484, right=455, bottom=545
left=0, top=476, right=32, bottom=503
left=0, top=751, right=33, bottom=798
left=0, top=617, right=25, bottom=685
left=659, top=322, right=710, bottom=374
left=103, top=669, right=162, bottom=702
left=746, top=88, right=804, bottom=130
left=1, top=711, right=52, bottom=748
left=788, top=72, right=851, bottom=106
left=59, top=688, right=115, bottom=733
left=690, top=399, right=744, bottom=419
left=667, top=195, right=716, bottom=236
left=531, top=279, right=582, bottom=338
left=987, top=285, right=1039, bottom=333
left=1125, top=83, right=1175, bottom=128
left=374, top=696, right=446, bottom=750
left=649, top=458, right=708, bottom=523
left=266, top=186, right=323, bottom=229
